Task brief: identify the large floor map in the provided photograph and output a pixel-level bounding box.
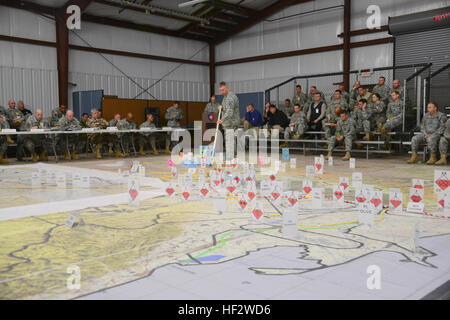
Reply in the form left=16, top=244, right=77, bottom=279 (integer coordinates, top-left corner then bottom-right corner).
left=0, top=155, right=449, bottom=300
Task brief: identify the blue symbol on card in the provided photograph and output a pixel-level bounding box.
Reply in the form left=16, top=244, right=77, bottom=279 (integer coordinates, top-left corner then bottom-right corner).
left=282, top=148, right=289, bottom=161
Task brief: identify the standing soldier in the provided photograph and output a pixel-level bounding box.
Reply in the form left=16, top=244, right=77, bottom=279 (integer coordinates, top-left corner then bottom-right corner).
left=436, top=118, right=449, bottom=166
left=372, top=76, right=391, bottom=104
left=50, top=105, right=68, bottom=127
left=292, top=85, right=307, bottom=110
left=217, top=82, right=240, bottom=159
left=0, top=114, right=10, bottom=164
left=354, top=99, right=373, bottom=141
left=281, top=104, right=307, bottom=148
left=325, top=110, right=355, bottom=161
left=22, top=109, right=49, bottom=162
left=203, top=95, right=219, bottom=115
left=381, top=91, right=403, bottom=149
left=139, top=114, right=158, bottom=156
left=58, top=110, right=84, bottom=161
left=407, top=101, right=446, bottom=165
left=368, top=93, right=386, bottom=132
left=165, top=102, right=184, bottom=155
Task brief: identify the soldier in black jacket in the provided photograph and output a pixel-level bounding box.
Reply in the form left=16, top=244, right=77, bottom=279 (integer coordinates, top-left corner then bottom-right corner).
left=266, top=104, right=289, bottom=138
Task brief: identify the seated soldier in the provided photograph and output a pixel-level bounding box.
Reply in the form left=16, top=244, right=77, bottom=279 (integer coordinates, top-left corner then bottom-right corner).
left=21, top=109, right=49, bottom=162
left=306, top=86, right=325, bottom=115
left=280, top=99, right=294, bottom=118
left=306, top=92, right=326, bottom=132
left=118, top=113, right=137, bottom=156
left=436, top=118, right=450, bottom=166
left=0, top=114, right=10, bottom=164
left=292, top=85, right=307, bottom=110
left=322, top=105, right=342, bottom=148
left=325, top=110, right=355, bottom=161
left=267, top=104, right=289, bottom=138
left=407, top=101, right=446, bottom=165
left=138, top=113, right=159, bottom=156
left=354, top=99, right=373, bottom=141
left=80, top=113, right=89, bottom=128
left=369, top=93, right=386, bottom=132
left=58, top=110, right=84, bottom=161
left=329, top=89, right=349, bottom=112
left=50, top=105, right=68, bottom=127
left=338, top=83, right=350, bottom=104
left=6, top=100, right=25, bottom=130
left=203, top=95, right=219, bottom=115
left=243, top=103, right=263, bottom=135
left=109, top=113, right=121, bottom=127
left=372, top=76, right=391, bottom=104
left=87, top=109, right=123, bottom=159
left=281, top=103, right=307, bottom=148
left=356, top=86, right=372, bottom=105
left=381, top=91, right=403, bottom=148
left=350, top=80, right=361, bottom=104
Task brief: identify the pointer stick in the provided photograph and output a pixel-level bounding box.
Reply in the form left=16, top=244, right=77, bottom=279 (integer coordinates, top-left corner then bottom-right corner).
left=212, top=108, right=222, bottom=156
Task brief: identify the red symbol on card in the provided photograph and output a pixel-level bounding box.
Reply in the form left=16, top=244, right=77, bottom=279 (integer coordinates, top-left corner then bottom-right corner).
left=213, top=180, right=220, bottom=186
left=371, top=198, right=381, bottom=207
left=226, top=171, right=231, bottom=175
left=172, top=171, right=176, bottom=177
left=217, top=169, right=222, bottom=173
left=390, top=199, right=401, bottom=208
left=271, top=192, right=280, bottom=200
left=239, top=200, right=247, bottom=209
left=288, top=198, right=297, bottom=206
left=413, top=184, right=423, bottom=189
left=182, top=191, right=190, bottom=200
left=234, top=176, right=240, bottom=184
left=270, top=175, right=276, bottom=181
left=356, top=196, right=366, bottom=203
left=439, top=199, right=445, bottom=208
left=303, top=186, right=311, bottom=194
left=248, top=191, right=255, bottom=200
left=165, top=187, right=174, bottom=196
left=340, top=182, right=348, bottom=190
left=232, top=164, right=237, bottom=169
left=411, top=195, right=422, bottom=202
left=436, top=179, right=449, bottom=191
left=227, top=186, right=236, bottom=193
left=334, top=191, right=343, bottom=199
left=200, top=188, right=209, bottom=197
left=315, top=164, right=322, bottom=171
left=221, top=178, right=224, bottom=184
left=246, top=176, right=252, bottom=182
left=252, top=208, right=263, bottom=219
left=129, top=189, right=138, bottom=201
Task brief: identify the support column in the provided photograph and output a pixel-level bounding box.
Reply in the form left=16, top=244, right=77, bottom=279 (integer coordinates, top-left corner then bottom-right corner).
left=343, top=0, right=351, bottom=91
left=56, top=12, right=69, bottom=107
left=209, top=43, right=215, bottom=97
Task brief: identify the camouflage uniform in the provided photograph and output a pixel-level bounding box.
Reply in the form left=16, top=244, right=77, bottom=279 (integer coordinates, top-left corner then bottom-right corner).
left=328, top=117, right=356, bottom=152
left=292, top=92, right=308, bottom=110
left=280, top=103, right=294, bottom=118
left=0, top=118, right=9, bottom=157
left=165, top=106, right=184, bottom=149
left=305, top=91, right=325, bottom=115
left=384, top=100, right=403, bottom=131
left=86, top=117, right=110, bottom=147
left=203, top=102, right=219, bottom=114
left=284, top=111, right=307, bottom=140
left=0, top=106, right=7, bottom=117
left=372, top=84, right=391, bottom=102
left=389, top=87, right=404, bottom=103
left=368, top=101, right=386, bottom=128
left=328, top=97, right=349, bottom=112
left=6, top=108, right=25, bottom=130
left=139, top=121, right=157, bottom=149
left=322, top=106, right=340, bottom=140
left=220, top=91, right=241, bottom=160
left=21, top=116, right=50, bottom=155
left=118, top=119, right=137, bottom=154
left=355, top=91, right=372, bottom=104
left=341, top=90, right=350, bottom=104
left=58, top=117, right=84, bottom=153
left=411, top=112, right=446, bottom=153
left=438, top=119, right=450, bottom=154
left=354, top=106, right=374, bottom=134
left=50, top=107, right=66, bottom=127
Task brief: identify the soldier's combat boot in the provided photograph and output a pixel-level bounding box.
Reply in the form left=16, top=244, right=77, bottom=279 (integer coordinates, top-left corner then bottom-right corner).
left=342, top=152, right=351, bottom=161
left=325, top=151, right=332, bottom=160
left=0, top=154, right=8, bottom=165
left=108, top=145, right=113, bottom=154
left=426, top=153, right=437, bottom=165
left=152, top=146, right=159, bottom=156
left=32, top=152, right=38, bottom=162
left=380, top=126, right=386, bottom=138
left=280, top=142, right=289, bottom=148
left=293, top=134, right=300, bottom=139
left=70, top=150, right=79, bottom=160
left=165, top=146, right=171, bottom=155
left=363, top=133, right=370, bottom=141
left=356, top=143, right=363, bottom=149
left=64, top=152, right=70, bottom=161
left=95, top=144, right=102, bottom=159
left=407, top=152, right=418, bottom=164
left=435, top=153, right=447, bottom=166
left=377, top=123, right=383, bottom=133
left=139, top=145, right=146, bottom=156
left=116, top=149, right=124, bottom=158
left=39, top=151, right=48, bottom=161
left=6, top=136, right=14, bottom=144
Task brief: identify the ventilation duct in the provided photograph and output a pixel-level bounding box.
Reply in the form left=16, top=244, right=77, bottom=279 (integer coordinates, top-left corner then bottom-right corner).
left=388, top=6, right=450, bottom=35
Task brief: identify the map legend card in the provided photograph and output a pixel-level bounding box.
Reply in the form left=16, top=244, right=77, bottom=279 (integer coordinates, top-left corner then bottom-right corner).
left=389, top=189, right=403, bottom=214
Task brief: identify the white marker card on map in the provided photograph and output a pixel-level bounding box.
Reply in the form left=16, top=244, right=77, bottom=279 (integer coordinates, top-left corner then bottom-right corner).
left=314, top=157, right=324, bottom=175
left=171, top=166, right=177, bottom=178
left=339, top=177, right=350, bottom=193
left=213, top=195, right=226, bottom=214
left=183, top=173, right=193, bottom=188
left=370, top=191, right=383, bottom=211
left=46, top=171, right=56, bottom=185
left=260, top=180, right=271, bottom=197
left=81, top=175, right=90, bottom=188
left=251, top=203, right=264, bottom=222
left=407, top=188, right=424, bottom=213
left=128, top=175, right=140, bottom=206
left=333, top=185, right=344, bottom=204
left=56, top=174, right=66, bottom=188
left=362, top=185, right=374, bottom=195
left=271, top=183, right=282, bottom=203
left=282, top=208, right=298, bottom=238
left=328, top=156, right=333, bottom=167
left=123, top=170, right=130, bottom=178
left=306, top=165, right=314, bottom=178
left=118, top=168, right=122, bottom=175
left=188, top=167, right=196, bottom=175
left=199, top=183, right=210, bottom=198
left=31, top=172, right=41, bottom=187
left=434, top=170, right=450, bottom=194
left=389, top=191, right=403, bottom=213
left=349, top=158, right=356, bottom=169
left=312, top=188, right=324, bottom=208
left=38, top=167, right=46, bottom=177
left=290, top=158, right=297, bottom=169
left=165, top=182, right=176, bottom=197
left=355, top=189, right=367, bottom=207
left=444, top=193, right=450, bottom=215
left=352, top=172, right=363, bottom=187
left=232, top=173, right=241, bottom=186
left=302, top=180, right=313, bottom=195
left=359, top=203, right=374, bottom=227
left=131, top=161, right=139, bottom=173
left=437, top=192, right=446, bottom=210
left=412, top=179, right=424, bottom=190
left=237, top=192, right=249, bottom=211
left=65, top=211, right=80, bottom=228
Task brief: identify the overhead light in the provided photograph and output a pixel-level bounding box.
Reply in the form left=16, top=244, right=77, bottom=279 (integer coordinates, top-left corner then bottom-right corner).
left=178, top=0, right=208, bottom=8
